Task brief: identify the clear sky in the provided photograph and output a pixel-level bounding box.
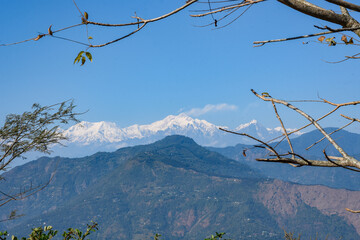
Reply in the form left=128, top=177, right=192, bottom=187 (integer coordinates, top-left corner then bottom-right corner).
left=1, top=0, right=360, bottom=133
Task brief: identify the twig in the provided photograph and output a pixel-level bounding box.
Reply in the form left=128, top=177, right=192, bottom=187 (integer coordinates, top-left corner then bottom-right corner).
left=251, top=89, right=360, bottom=169
left=214, top=4, right=252, bottom=30
left=325, top=0, right=360, bottom=13
left=306, top=120, right=355, bottom=150
left=341, top=114, right=360, bottom=123
left=193, top=5, right=241, bottom=28
left=345, top=208, right=360, bottom=213
left=190, top=0, right=264, bottom=17
left=89, top=23, right=147, bottom=48
left=87, top=0, right=198, bottom=27
left=253, top=26, right=360, bottom=46
left=271, top=101, right=295, bottom=157
left=72, top=0, right=84, bottom=18
left=323, top=150, right=360, bottom=172
left=219, top=127, right=281, bottom=159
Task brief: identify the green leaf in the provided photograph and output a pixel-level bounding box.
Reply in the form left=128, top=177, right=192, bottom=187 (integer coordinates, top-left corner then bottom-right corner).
left=74, top=51, right=84, bottom=64
left=325, top=37, right=335, bottom=42
left=85, top=52, right=92, bottom=62
left=81, top=56, right=86, bottom=66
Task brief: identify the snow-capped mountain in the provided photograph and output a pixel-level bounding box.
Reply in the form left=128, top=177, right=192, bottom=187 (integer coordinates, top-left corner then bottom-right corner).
left=64, top=113, right=219, bottom=145
left=48, top=113, right=302, bottom=158
left=234, top=119, right=302, bottom=141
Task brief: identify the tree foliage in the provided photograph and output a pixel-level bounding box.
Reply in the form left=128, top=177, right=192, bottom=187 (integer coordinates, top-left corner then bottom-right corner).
left=0, top=221, right=97, bottom=240
left=0, top=100, right=81, bottom=208
left=0, top=100, right=80, bottom=172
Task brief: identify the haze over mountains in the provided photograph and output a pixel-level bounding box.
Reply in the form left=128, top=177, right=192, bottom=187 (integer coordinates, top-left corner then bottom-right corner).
left=49, top=113, right=302, bottom=158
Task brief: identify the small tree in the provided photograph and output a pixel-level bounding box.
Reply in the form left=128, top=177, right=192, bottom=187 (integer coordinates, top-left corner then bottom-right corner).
left=0, top=100, right=80, bottom=212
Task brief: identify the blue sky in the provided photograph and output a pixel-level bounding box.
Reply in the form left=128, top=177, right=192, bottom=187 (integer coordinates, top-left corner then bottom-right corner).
left=1, top=0, right=360, bottom=133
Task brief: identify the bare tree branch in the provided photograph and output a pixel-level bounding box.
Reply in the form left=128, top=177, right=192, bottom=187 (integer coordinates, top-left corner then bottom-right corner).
left=190, top=0, right=264, bottom=17
left=323, top=150, right=360, bottom=172
left=251, top=89, right=360, bottom=167
left=325, top=0, right=360, bottom=13
left=87, top=0, right=198, bottom=27
left=346, top=208, right=360, bottom=213
left=223, top=90, right=360, bottom=170
left=219, top=127, right=282, bottom=159
left=341, top=114, right=360, bottom=123
left=277, top=0, right=350, bottom=26
left=254, top=26, right=360, bottom=46
left=306, top=120, right=355, bottom=150
left=271, top=101, right=295, bottom=157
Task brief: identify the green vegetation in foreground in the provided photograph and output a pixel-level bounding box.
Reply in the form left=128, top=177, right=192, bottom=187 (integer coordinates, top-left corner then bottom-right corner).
left=0, top=225, right=341, bottom=240
left=0, top=222, right=98, bottom=240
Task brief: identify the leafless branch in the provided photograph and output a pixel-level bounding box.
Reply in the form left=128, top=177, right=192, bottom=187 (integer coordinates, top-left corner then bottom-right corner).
left=254, top=26, right=360, bottom=46
left=278, top=0, right=350, bottom=26
left=86, top=0, right=198, bottom=27
left=219, top=127, right=281, bottom=159
left=346, top=208, right=360, bottom=213
left=323, top=150, right=360, bottom=172
left=190, top=0, right=264, bottom=17
left=0, top=170, right=56, bottom=208
left=341, top=114, right=360, bottom=123
left=252, top=89, right=354, bottom=160
left=306, top=120, right=355, bottom=150
left=1, top=1, right=198, bottom=48
left=325, top=0, right=360, bottom=13
left=223, top=89, right=360, bottom=170
left=271, top=101, right=295, bottom=157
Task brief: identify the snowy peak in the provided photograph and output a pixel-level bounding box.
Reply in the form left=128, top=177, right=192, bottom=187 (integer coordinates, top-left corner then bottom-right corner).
left=56, top=114, right=304, bottom=158
left=234, top=119, right=273, bottom=140
left=64, top=114, right=218, bottom=145
left=235, top=119, right=258, bottom=131
left=64, top=121, right=124, bottom=144
left=233, top=119, right=303, bottom=140
left=140, top=113, right=216, bottom=134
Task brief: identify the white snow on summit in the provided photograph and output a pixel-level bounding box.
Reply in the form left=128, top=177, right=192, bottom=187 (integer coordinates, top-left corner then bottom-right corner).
left=64, top=121, right=125, bottom=144
left=64, top=113, right=218, bottom=145
left=54, top=113, right=304, bottom=158
left=136, top=113, right=217, bottom=135
left=235, top=119, right=258, bottom=130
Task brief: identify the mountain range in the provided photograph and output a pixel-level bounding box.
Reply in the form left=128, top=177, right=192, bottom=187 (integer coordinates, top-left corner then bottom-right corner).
left=210, top=127, right=360, bottom=190
left=21, top=113, right=360, bottom=191
left=1, top=136, right=359, bottom=239
left=45, top=113, right=302, bottom=159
